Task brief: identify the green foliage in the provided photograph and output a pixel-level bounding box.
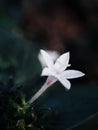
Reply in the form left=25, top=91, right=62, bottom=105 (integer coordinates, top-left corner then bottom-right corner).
left=0, top=29, right=48, bottom=130
left=0, top=77, right=40, bottom=130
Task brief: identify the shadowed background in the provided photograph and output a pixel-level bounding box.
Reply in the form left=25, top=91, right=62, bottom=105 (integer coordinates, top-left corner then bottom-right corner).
left=0, top=0, right=98, bottom=129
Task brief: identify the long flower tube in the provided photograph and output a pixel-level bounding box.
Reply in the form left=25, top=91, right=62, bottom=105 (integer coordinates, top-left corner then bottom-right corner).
left=29, top=76, right=57, bottom=103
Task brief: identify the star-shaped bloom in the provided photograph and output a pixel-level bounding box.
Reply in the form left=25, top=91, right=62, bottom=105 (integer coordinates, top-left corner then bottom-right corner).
left=40, top=49, right=85, bottom=90
left=29, top=49, right=85, bottom=104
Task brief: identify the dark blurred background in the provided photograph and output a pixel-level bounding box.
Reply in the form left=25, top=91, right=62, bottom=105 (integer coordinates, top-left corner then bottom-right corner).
left=0, top=0, right=98, bottom=83
left=0, top=0, right=98, bottom=129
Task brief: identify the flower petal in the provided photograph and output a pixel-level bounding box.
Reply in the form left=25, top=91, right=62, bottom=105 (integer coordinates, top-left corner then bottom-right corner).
left=61, top=70, right=85, bottom=79
left=40, top=50, right=54, bottom=68
left=41, top=68, right=53, bottom=76
left=57, top=76, right=71, bottom=90
left=54, top=52, right=70, bottom=72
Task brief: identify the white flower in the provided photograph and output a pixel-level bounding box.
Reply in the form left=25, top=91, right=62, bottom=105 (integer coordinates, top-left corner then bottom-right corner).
left=29, top=49, right=85, bottom=104
left=40, top=49, right=85, bottom=90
